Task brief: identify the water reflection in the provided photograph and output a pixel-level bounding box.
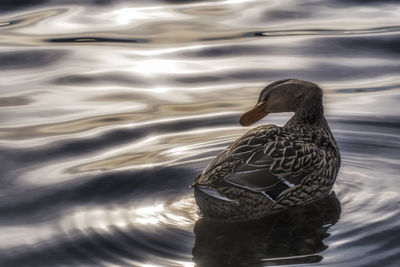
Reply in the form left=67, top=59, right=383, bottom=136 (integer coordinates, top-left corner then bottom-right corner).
left=0, top=50, right=66, bottom=69
left=193, top=193, right=341, bottom=267
left=0, top=0, right=400, bottom=266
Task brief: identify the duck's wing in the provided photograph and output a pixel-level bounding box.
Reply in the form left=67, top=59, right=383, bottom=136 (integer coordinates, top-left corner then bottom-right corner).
left=196, top=126, right=325, bottom=201
left=225, top=139, right=325, bottom=201
left=196, top=125, right=278, bottom=185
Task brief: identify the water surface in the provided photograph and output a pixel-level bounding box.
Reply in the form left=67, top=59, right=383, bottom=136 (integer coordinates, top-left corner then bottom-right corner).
left=0, top=0, right=399, bottom=266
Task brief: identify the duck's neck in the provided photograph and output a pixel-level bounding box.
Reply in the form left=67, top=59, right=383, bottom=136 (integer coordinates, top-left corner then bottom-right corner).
left=287, top=93, right=324, bottom=126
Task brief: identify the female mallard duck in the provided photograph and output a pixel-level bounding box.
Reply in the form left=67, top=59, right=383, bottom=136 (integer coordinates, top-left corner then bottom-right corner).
left=192, top=79, right=340, bottom=221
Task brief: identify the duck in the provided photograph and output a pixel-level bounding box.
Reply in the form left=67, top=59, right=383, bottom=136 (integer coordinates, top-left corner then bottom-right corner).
left=192, top=79, right=341, bottom=221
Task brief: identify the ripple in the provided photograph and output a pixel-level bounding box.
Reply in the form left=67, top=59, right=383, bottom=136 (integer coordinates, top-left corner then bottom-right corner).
left=0, top=95, right=33, bottom=107
left=252, top=26, right=400, bottom=37
left=53, top=72, right=148, bottom=86
left=0, top=195, right=197, bottom=267
left=193, top=193, right=341, bottom=266
left=0, top=50, right=66, bottom=70
left=0, top=19, right=22, bottom=27
left=45, top=36, right=149, bottom=44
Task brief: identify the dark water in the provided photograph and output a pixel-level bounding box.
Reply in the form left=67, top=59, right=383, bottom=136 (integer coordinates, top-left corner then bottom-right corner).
left=0, top=0, right=399, bottom=266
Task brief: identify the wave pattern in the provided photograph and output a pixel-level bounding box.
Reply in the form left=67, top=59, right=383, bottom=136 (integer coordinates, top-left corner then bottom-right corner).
left=0, top=0, right=399, bottom=266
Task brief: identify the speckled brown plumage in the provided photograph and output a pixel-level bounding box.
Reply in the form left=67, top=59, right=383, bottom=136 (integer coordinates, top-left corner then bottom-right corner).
left=192, top=79, right=341, bottom=221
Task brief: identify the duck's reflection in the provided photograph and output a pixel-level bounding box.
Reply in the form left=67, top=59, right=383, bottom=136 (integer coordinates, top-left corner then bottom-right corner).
left=192, top=192, right=341, bottom=267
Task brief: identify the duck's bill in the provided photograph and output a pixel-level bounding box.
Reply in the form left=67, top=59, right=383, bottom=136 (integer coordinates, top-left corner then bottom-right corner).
left=239, top=101, right=269, bottom=126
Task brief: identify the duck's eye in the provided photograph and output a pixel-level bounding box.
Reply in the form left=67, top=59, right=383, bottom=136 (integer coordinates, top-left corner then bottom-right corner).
left=259, top=91, right=269, bottom=102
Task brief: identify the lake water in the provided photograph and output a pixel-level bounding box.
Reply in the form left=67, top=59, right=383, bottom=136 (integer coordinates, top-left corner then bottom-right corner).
left=0, top=0, right=399, bottom=266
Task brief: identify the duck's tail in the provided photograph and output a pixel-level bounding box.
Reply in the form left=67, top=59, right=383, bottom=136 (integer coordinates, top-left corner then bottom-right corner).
left=192, top=184, right=237, bottom=203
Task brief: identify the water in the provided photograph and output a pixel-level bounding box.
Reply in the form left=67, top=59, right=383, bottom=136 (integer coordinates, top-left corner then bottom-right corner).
left=0, top=0, right=399, bottom=266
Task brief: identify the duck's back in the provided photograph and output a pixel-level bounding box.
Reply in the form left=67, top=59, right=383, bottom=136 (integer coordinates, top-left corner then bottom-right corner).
left=193, top=123, right=339, bottom=220
left=196, top=125, right=278, bottom=185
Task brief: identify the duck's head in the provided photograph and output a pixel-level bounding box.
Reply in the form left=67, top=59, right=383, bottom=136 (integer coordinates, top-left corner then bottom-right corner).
left=239, top=79, right=323, bottom=126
